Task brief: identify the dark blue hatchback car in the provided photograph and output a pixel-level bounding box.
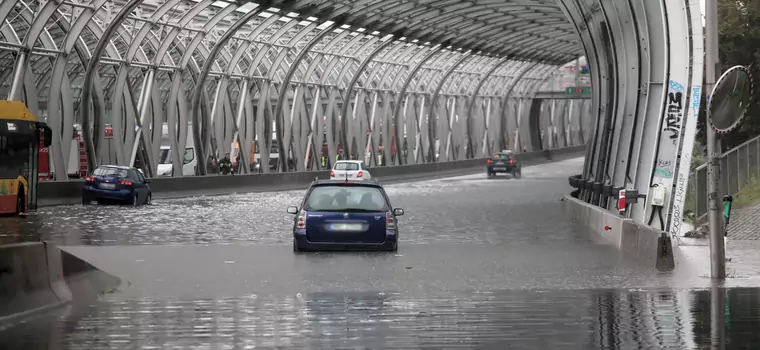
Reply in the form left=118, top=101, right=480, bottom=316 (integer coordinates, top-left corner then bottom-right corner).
left=288, top=180, right=404, bottom=252
left=82, top=165, right=152, bottom=205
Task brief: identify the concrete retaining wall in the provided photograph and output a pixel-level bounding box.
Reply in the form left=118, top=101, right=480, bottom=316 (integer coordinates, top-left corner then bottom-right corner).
left=0, top=242, right=120, bottom=324
left=0, top=243, right=72, bottom=322
left=38, top=145, right=587, bottom=207
left=563, top=196, right=675, bottom=270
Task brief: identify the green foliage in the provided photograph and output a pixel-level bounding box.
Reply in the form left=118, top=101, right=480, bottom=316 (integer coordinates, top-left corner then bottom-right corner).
left=733, top=177, right=760, bottom=209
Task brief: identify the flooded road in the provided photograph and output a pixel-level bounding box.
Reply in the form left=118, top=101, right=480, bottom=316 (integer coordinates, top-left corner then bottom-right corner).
left=0, top=287, right=754, bottom=349
left=0, top=158, right=758, bottom=348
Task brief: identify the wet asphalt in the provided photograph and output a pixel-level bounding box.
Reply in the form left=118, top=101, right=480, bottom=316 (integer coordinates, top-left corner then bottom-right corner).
left=1, top=157, right=759, bottom=348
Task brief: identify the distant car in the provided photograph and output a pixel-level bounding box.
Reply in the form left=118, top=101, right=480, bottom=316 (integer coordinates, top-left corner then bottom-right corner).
left=288, top=179, right=404, bottom=252
left=82, top=165, right=152, bottom=205
left=330, top=160, right=372, bottom=180
left=486, top=151, right=521, bottom=178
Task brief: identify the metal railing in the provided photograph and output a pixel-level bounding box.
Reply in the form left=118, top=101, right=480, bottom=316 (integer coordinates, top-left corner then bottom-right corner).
left=685, top=134, right=760, bottom=224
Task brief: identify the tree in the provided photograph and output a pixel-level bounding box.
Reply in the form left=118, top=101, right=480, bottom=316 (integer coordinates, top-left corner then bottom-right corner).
left=709, top=0, right=760, bottom=149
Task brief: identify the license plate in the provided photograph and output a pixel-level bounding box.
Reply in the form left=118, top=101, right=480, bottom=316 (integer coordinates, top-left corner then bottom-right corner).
left=330, top=223, right=362, bottom=231
left=99, top=183, right=115, bottom=190
left=493, top=167, right=506, bottom=171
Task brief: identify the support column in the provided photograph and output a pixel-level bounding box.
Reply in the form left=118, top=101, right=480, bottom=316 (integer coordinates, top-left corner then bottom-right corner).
left=428, top=52, right=472, bottom=162
left=80, top=0, right=143, bottom=172
left=390, top=45, right=443, bottom=165
left=190, top=6, right=267, bottom=175
left=8, top=51, right=27, bottom=101
left=273, top=23, right=339, bottom=172
left=339, top=38, right=395, bottom=164
left=129, top=68, right=157, bottom=177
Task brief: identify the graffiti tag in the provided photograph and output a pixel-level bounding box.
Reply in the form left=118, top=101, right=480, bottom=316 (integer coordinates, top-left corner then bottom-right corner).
left=664, top=91, right=684, bottom=144
left=654, top=168, right=673, bottom=178
left=670, top=154, right=691, bottom=240
left=692, top=87, right=701, bottom=115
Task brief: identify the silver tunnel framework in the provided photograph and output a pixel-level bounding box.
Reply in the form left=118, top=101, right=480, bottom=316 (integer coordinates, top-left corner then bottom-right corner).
left=0, top=0, right=704, bottom=237
left=559, top=0, right=704, bottom=239
left=0, top=0, right=591, bottom=179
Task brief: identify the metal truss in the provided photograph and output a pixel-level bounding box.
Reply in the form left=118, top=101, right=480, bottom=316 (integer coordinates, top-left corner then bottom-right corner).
left=0, top=0, right=590, bottom=181
left=557, top=0, right=705, bottom=236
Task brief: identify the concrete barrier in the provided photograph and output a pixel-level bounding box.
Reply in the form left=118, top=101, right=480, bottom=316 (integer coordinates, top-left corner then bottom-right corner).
left=38, top=145, right=587, bottom=207
left=0, top=243, right=121, bottom=324
left=0, top=243, right=72, bottom=322
left=563, top=196, right=674, bottom=270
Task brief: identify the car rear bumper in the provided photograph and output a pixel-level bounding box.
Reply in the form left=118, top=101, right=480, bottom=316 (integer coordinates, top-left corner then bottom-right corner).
left=294, top=229, right=397, bottom=251
left=487, top=165, right=515, bottom=173
left=82, top=186, right=133, bottom=201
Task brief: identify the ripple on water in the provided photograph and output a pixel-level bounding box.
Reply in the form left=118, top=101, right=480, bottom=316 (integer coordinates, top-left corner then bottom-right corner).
left=0, top=288, right=754, bottom=349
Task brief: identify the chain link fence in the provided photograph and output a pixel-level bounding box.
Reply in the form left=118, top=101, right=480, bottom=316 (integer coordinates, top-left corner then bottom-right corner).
left=684, top=134, right=760, bottom=225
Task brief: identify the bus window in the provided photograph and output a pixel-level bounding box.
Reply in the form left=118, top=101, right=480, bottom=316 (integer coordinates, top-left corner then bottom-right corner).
left=0, top=136, right=31, bottom=179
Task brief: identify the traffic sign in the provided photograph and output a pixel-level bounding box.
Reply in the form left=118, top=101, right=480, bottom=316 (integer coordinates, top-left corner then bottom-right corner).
left=565, top=86, right=591, bottom=95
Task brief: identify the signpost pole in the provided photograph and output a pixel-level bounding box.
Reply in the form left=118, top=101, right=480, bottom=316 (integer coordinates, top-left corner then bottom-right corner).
left=704, top=0, right=726, bottom=279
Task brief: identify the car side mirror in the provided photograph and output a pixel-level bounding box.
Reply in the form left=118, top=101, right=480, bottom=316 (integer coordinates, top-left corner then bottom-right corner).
left=287, top=206, right=299, bottom=214
left=393, top=208, right=404, bottom=216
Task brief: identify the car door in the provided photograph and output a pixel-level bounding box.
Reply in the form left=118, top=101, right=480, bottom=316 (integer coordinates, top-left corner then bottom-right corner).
left=128, top=169, right=147, bottom=203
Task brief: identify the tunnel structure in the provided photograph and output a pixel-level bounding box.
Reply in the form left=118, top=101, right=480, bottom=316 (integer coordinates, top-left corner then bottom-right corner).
left=0, top=0, right=591, bottom=177
left=0, top=0, right=702, bottom=235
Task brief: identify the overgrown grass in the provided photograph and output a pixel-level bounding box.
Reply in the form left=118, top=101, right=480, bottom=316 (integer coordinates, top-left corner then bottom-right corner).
left=733, top=177, right=760, bottom=209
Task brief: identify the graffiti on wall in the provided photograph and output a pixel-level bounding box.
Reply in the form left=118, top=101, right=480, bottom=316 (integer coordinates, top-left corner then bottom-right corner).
left=654, top=80, right=685, bottom=180
left=669, top=86, right=702, bottom=239
left=664, top=86, right=684, bottom=144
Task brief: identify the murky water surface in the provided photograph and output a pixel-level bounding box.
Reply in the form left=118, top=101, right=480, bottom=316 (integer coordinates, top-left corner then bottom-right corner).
left=0, top=159, right=758, bottom=348
left=0, top=288, right=753, bottom=349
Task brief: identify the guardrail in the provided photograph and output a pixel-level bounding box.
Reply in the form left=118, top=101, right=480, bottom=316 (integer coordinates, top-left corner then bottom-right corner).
left=685, top=134, right=760, bottom=225
left=37, top=145, right=587, bottom=207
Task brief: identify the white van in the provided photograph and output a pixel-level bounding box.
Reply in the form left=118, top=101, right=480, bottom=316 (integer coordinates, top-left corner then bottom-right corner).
left=156, top=124, right=197, bottom=176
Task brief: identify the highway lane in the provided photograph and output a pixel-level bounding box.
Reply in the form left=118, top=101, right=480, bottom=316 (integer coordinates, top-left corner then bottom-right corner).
left=2, top=157, right=758, bottom=348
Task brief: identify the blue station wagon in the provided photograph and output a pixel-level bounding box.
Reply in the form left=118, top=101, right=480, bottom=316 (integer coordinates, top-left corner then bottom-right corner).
left=288, top=180, right=404, bottom=252
left=82, top=165, right=152, bottom=205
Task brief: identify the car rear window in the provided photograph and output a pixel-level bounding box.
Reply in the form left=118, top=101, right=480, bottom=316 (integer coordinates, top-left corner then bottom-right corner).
left=93, top=167, right=128, bottom=178
left=304, top=185, right=389, bottom=212
left=492, top=153, right=511, bottom=160
left=334, top=162, right=360, bottom=170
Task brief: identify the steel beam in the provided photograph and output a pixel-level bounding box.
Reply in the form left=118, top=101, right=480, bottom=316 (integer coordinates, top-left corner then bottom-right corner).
left=390, top=45, right=443, bottom=165
left=189, top=5, right=268, bottom=175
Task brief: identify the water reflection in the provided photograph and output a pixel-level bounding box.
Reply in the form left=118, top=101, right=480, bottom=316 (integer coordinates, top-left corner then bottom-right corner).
left=0, top=287, right=755, bottom=348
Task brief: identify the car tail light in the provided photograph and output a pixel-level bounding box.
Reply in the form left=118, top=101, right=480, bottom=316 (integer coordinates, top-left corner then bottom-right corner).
left=487, top=159, right=491, bottom=164
left=118, top=179, right=133, bottom=186
left=357, top=171, right=363, bottom=178
left=386, top=211, right=396, bottom=229
left=510, top=159, right=514, bottom=165
left=330, top=171, right=335, bottom=177
left=85, top=176, right=95, bottom=182
left=297, top=210, right=306, bottom=228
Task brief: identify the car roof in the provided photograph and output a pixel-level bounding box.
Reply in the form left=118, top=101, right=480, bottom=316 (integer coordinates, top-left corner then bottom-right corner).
left=97, top=165, right=133, bottom=170
left=311, top=179, right=381, bottom=188
left=334, top=160, right=363, bottom=164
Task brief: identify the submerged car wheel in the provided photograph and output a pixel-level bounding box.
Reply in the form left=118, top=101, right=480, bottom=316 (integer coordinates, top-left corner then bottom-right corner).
left=131, top=192, right=139, bottom=206
left=293, top=240, right=301, bottom=253
left=145, top=193, right=152, bottom=205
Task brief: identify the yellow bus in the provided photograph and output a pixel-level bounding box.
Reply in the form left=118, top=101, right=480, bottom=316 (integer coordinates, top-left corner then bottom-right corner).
left=0, top=100, right=52, bottom=215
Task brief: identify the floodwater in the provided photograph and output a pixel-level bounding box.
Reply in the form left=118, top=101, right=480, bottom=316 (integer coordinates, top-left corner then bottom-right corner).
left=0, top=158, right=758, bottom=348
